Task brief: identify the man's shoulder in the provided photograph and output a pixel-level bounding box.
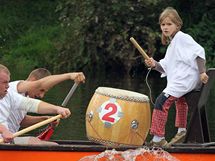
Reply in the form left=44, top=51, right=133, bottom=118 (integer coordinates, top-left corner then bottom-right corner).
left=0, top=91, right=26, bottom=113
left=6, top=90, right=24, bottom=100
left=9, top=80, right=23, bottom=86
left=9, top=80, right=25, bottom=95
left=0, top=90, right=21, bottom=104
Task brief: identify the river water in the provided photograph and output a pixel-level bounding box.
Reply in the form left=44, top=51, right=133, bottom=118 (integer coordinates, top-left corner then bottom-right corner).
left=28, top=71, right=215, bottom=143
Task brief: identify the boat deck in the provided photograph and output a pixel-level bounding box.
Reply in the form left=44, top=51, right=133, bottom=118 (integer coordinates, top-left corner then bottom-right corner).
left=1, top=140, right=215, bottom=161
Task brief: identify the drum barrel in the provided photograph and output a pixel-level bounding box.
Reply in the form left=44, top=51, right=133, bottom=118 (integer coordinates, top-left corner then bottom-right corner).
left=86, top=87, right=151, bottom=147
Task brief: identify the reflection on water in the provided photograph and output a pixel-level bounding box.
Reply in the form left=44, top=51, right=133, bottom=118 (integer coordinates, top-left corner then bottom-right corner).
left=37, top=72, right=215, bottom=142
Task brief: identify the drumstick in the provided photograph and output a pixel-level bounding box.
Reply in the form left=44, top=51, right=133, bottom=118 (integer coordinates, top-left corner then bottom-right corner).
left=130, top=37, right=150, bottom=60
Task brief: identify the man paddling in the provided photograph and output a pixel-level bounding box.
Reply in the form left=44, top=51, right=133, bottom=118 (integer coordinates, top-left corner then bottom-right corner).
left=0, top=64, right=72, bottom=144
left=8, top=68, right=85, bottom=135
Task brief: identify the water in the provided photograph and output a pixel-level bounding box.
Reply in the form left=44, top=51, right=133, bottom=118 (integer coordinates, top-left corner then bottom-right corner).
left=79, top=147, right=179, bottom=161
left=28, top=72, right=215, bottom=142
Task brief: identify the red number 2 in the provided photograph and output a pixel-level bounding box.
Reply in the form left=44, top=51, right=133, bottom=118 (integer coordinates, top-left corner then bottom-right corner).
left=102, top=103, right=117, bottom=122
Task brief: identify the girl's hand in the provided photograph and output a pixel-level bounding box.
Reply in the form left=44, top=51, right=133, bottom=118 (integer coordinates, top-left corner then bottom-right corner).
left=144, top=58, right=156, bottom=68
left=200, top=72, right=209, bottom=84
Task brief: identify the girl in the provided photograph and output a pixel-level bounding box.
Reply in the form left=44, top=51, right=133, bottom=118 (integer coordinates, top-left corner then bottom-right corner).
left=145, top=7, right=208, bottom=147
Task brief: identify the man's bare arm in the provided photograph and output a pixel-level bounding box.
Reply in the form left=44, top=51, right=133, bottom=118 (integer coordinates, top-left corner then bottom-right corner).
left=20, top=115, right=50, bottom=128
left=17, top=72, right=85, bottom=93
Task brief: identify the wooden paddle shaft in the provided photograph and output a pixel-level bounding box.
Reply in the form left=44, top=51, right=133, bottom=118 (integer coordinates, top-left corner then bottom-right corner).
left=0, top=115, right=62, bottom=143
left=14, top=115, right=62, bottom=137
left=130, top=37, right=150, bottom=60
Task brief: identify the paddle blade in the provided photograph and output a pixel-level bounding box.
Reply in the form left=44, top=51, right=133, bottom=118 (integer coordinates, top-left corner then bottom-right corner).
left=37, top=127, right=54, bottom=140
left=37, top=121, right=58, bottom=141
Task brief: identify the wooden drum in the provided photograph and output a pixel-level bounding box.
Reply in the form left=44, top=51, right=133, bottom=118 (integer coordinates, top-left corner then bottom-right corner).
left=86, top=87, right=151, bottom=147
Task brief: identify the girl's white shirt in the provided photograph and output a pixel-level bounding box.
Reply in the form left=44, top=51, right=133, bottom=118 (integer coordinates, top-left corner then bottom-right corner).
left=159, top=31, right=205, bottom=97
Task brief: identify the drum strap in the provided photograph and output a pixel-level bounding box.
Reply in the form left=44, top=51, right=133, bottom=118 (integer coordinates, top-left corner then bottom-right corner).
left=133, top=130, right=145, bottom=143
left=87, top=120, right=102, bottom=141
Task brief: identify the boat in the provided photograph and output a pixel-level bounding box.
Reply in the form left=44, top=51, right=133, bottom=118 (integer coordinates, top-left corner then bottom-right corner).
left=0, top=140, right=215, bottom=161
left=1, top=68, right=214, bottom=161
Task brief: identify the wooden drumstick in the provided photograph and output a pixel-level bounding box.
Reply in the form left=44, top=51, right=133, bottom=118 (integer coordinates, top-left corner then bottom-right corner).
left=130, top=37, right=150, bottom=60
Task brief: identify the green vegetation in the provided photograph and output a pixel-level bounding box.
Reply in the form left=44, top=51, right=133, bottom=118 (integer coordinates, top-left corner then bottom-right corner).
left=0, top=0, right=214, bottom=78
left=0, top=0, right=64, bottom=78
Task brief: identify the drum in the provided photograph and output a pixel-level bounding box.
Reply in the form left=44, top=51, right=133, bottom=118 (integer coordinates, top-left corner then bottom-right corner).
left=86, top=87, right=151, bottom=147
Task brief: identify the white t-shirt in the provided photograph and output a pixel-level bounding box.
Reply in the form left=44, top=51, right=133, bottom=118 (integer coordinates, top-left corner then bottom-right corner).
left=8, top=81, right=22, bottom=94
left=0, top=90, right=40, bottom=134
left=7, top=81, right=27, bottom=133
left=159, top=31, right=205, bottom=97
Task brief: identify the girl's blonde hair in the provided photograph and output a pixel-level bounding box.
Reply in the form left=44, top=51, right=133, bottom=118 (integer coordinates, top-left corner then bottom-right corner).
left=159, top=7, right=183, bottom=45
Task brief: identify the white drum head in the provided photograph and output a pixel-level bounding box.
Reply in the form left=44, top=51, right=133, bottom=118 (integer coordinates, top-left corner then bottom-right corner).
left=95, top=87, right=149, bottom=103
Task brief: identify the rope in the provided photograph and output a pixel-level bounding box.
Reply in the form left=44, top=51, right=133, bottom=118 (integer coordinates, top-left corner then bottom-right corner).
left=134, top=130, right=145, bottom=143
left=145, top=68, right=155, bottom=106
left=87, top=120, right=144, bottom=147
left=88, top=121, right=102, bottom=141
left=87, top=121, right=120, bottom=147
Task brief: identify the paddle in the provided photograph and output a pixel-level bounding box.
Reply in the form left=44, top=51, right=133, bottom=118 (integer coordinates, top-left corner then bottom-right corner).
left=61, top=82, right=79, bottom=107
left=37, top=82, right=79, bottom=140
left=0, top=82, right=79, bottom=143
left=130, top=37, right=150, bottom=60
